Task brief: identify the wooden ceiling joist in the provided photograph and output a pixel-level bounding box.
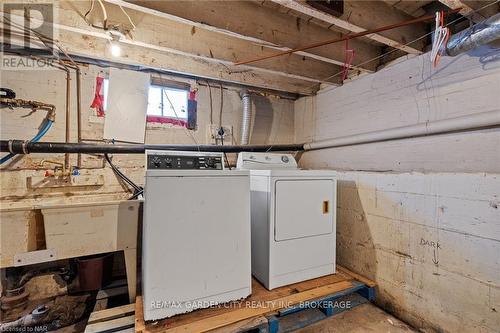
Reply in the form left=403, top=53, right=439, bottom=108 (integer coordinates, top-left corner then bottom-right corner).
left=383, top=1, right=433, bottom=18
left=117, top=0, right=381, bottom=72
left=28, top=1, right=335, bottom=94
left=271, top=0, right=428, bottom=54
left=438, top=0, right=492, bottom=22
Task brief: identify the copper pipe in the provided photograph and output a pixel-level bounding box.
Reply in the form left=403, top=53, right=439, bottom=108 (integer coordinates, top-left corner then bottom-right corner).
left=0, top=98, right=56, bottom=121
left=64, top=68, right=71, bottom=170
left=234, top=8, right=461, bottom=66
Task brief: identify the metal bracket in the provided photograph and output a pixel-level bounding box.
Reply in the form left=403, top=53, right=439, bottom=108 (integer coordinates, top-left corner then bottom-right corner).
left=14, top=249, right=57, bottom=266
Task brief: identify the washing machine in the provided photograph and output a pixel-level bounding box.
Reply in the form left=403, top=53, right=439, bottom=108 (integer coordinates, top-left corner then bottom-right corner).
left=143, top=150, right=251, bottom=320
left=237, top=152, right=336, bottom=290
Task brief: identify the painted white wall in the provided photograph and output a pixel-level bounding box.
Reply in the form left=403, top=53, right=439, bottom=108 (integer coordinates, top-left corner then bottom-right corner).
left=334, top=171, right=499, bottom=333
left=296, top=49, right=500, bottom=173
left=295, top=49, right=500, bottom=333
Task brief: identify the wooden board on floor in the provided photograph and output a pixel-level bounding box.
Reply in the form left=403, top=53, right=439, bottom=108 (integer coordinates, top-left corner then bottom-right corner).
left=88, top=303, right=136, bottom=324
left=135, top=266, right=375, bottom=333
left=85, top=314, right=135, bottom=333
left=86, top=303, right=136, bottom=333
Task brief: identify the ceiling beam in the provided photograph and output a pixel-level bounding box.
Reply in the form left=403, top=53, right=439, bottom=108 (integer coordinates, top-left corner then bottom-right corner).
left=3, top=6, right=322, bottom=95
left=438, top=0, right=492, bottom=22
left=56, top=2, right=343, bottom=85
left=7, top=27, right=319, bottom=96
left=382, top=1, right=433, bottom=18
left=123, top=0, right=381, bottom=72
left=61, top=30, right=322, bottom=95
left=271, top=0, right=428, bottom=54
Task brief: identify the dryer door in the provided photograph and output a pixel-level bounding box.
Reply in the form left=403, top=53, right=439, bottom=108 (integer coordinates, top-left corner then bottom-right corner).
left=274, top=179, right=334, bottom=241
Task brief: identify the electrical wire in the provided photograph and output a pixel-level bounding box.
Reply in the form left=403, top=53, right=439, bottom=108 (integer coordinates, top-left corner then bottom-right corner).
left=104, top=153, right=143, bottom=200
left=430, top=11, right=450, bottom=67
left=1, top=15, right=79, bottom=69
left=97, top=0, right=108, bottom=30
left=119, top=5, right=136, bottom=31
left=308, top=0, right=500, bottom=90
left=207, top=81, right=214, bottom=125
left=220, top=136, right=231, bottom=170
left=104, top=153, right=140, bottom=191
left=84, top=0, right=134, bottom=32
left=217, top=84, right=230, bottom=169
left=129, top=189, right=143, bottom=200
left=162, top=90, right=200, bottom=148
left=219, top=83, right=224, bottom=127
left=84, top=0, right=96, bottom=25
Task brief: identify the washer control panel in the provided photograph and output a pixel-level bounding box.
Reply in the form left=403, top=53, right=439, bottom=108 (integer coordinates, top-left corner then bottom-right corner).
left=146, top=150, right=224, bottom=170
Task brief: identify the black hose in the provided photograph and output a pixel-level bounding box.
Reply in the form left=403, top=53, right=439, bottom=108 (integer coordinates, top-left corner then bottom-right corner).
left=220, top=136, right=232, bottom=170
left=0, top=141, right=304, bottom=154
left=104, top=154, right=140, bottom=190
left=104, top=153, right=143, bottom=196
left=0, top=88, right=16, bottom=99
left=129, top=189, right=143, bottom=200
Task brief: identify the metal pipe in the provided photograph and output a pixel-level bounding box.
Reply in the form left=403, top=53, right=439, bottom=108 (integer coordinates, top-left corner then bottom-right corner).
left=0, top=98, right=56, bottom=120
left=0, top=141, right=304, bottom=154
left=446, top=12, right=500, bottom=56
left=240, top=89, right=252, bottom=145
left=304, top=110, right=500, bottom=151
left=0, top=305, right=49, bottom=332
left=64, top=68, right=71, bottom=170
left=76, top=68, right=82, bottom=167
left=234, top=8, right=461, bottom=66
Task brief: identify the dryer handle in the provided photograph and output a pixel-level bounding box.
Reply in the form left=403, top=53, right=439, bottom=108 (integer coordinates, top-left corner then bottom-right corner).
left=323, top=200, right=330, bottom=214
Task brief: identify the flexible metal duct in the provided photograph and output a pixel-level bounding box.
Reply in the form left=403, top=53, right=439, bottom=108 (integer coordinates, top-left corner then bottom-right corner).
left=446, top=12, right=500, bottom=56
left=240, top=89, right=251, bottom=145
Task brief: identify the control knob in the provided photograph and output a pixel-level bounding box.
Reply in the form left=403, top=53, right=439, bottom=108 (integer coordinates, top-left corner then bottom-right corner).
left=151, top=156, right=161, bottom=168
left=205, top=157, right=216, bottom=168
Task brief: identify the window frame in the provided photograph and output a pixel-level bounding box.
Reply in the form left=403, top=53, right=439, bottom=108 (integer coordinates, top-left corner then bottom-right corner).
left=146, top=83, right=190, bottom=126
left=102, top=78, right=109, bottom=112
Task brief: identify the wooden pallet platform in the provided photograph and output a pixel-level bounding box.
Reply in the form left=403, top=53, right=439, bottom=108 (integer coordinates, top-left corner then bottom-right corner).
left=84, top=278, right=135, bottom=333
left=85, top=303, right=135, bottom=333
left=135, top=266, right=376, bottom=333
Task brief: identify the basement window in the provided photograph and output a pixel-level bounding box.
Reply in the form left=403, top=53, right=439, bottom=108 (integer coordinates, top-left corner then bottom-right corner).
left=147, top=81, right=190, bottom=127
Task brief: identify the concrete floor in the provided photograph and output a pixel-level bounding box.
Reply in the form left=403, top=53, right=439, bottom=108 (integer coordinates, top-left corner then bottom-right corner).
left=296, top=303, right=416, bottom=333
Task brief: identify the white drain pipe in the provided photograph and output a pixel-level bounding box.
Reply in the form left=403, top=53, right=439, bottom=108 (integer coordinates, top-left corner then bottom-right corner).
left=304, top=110, right=500, bottom=151
left=240, top=89, right=252, bottom=145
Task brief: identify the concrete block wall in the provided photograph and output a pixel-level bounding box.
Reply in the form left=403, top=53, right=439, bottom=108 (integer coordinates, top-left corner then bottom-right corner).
left=0, top=64, right=295, bottom=208
left=295, top=49, right=500, bottom=332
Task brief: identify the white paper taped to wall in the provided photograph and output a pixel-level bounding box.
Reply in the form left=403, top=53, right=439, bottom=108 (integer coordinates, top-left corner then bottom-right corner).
left=103, top=68, right=150, bottom=143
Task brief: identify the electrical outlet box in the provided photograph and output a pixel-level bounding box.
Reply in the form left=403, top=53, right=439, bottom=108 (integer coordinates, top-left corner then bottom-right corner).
left=207, top=125, right=233, bottom=145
